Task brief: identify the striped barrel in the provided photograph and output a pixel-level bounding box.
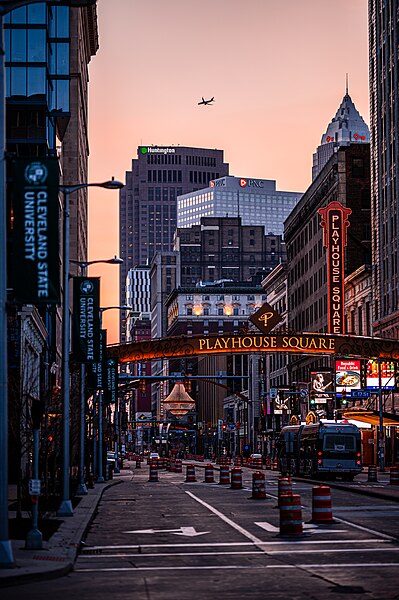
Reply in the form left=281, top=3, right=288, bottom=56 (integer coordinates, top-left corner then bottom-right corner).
left=368, top=465, right=378, bottom=482
left=279, top=493, right=303, bottom=535
left=230, top=467, right=243, bottom=490
left=255, top=458, right=263, bottom=470
left=265, top=457, right=272, bottom=470
left=204, top=464, right=215, bottom=483
left=311, top=485, right=333, bottom=523
left=252, top=471, right=266, bottom=499
left=185, top=464, right=196, bottom=482
left=148, top=462, right=159, bottom=482
left=175, top=459, right=182, bottom=473
left=390, top=466, right=399, bottom=485
left=278, top=476, right=293, bottom=507
left=170, top=459, right=176, bottom=472
left=272, top=458, right=279, bottom=471
left=234, top=456, right=242, bottom=467
left=219, top=465, right=230, bottom=485
left=135, top=459, right=141, bottom=469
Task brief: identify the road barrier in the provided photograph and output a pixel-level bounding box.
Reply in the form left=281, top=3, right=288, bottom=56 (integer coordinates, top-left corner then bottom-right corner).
left=204, top=464, right=215, bottom=483
left=234, top=456, right=242, bottom=466
left=265, top=457, right=271, bottom=470
left=311, top=485, right=333, bottom=523
left=175, top=459, right=182, bottom=473
left=279, top=493, right=303, bottom=535
left=185, top=464, right=196, bottom=482
left=219, top=465, right=230, bottom=485
left=231, top=467, right=243, bottom=489
left=278, top=476, right=293, bottom=507
left=136, top=459, right=141, bottom=469
left=389, top=465, right=399, bottom=485
left=368, top=465, right=378, bottom=482
left=272, top=458, right=279, bottom=471
left=148, top=462, right=159, bottom=482
left=252, top=471, right=266, bottom=499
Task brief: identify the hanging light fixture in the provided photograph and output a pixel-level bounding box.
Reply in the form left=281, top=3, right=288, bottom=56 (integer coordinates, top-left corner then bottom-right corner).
left=163, top=382, right=195, bottom=418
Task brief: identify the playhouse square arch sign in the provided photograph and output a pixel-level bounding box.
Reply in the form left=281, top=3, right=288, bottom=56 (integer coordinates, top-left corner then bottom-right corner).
left=108, top=332, right=399, bottom=363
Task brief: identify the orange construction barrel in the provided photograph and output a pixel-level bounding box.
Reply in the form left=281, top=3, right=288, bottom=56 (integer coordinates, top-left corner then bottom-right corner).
left=252, top=471, right=266, bottom=499
left=389, top=466, right=399, bottom=485
left=279, top=493, right=303, bottom=535
left=204, top=464, right=215, bottom=483
left=231, top=467, right=243, bottom=489
left=219, top=465, right=230, bottom=485
left=311, top=485, right=333, bottom=523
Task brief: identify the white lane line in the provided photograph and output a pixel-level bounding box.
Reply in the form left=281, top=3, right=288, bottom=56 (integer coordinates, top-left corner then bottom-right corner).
left=84, top=539, right=391, bottom=551
left=80, top=547, right=399, bottom=559
left=75, top=562, right=399, bottom=573
left=333, top=516, right=395, bottom=540
left=185, top=490, right=265, bottom=546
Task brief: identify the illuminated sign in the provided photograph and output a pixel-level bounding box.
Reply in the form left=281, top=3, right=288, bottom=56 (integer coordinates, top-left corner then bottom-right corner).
left=326, top=136, right=334, bottom=142
left=318, top=201, right=352, bottom=335
left=310, top=370, right=334, bottom=405
left=335, top=359, right=361, bottom=393
left=109, top=333, right=399, bottom=363
left=366, top=360, right=395, bottom=389
left=249, top=302, right=282, bottom=334
left=353, top=134, right=366, bottom=141
left=239, top=178, right=264, bottom=188
left=140, top=147, right=176, bottom=155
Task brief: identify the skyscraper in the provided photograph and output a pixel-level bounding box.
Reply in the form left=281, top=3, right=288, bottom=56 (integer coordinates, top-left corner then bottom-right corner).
left=119, top=145, right=229, bottom=340
left=369, top=1, right=399, bottom=337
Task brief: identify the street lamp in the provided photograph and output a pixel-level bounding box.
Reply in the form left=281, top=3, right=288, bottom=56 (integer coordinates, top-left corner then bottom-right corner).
left=57, top=181, right=124, bottom=517
left=98, top=306, right=132, bottom=481
left=0, top=0, right=100, bottom=569
left=71, top=257, right=124, bottom=496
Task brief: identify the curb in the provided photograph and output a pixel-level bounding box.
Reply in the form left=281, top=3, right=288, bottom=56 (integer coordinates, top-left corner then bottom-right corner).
left=0, top=478, right=123, bottom=588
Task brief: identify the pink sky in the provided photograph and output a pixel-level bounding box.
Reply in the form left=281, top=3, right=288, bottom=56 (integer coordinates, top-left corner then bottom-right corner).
left=88, top=0, right=369, bottom=343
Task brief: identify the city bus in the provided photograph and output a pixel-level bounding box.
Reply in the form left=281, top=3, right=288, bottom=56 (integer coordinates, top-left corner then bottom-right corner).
left=278, top=421, right=362, bottom=480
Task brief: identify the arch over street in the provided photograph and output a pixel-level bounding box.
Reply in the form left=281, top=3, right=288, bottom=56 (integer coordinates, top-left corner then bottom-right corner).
left=108, top=332, right=399, bottom=363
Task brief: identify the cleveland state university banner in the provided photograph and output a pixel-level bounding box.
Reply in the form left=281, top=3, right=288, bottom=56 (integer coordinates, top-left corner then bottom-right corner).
left=72, top=277, right=101, bottom=362
left=104, top=357, right=118, bottom=403
left=87, top=329, right=107, bottom=390
left=12, top=158, right=60, bottom=304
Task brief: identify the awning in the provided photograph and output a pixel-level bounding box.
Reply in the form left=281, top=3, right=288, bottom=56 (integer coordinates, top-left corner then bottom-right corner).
left=343, top=411, right=399, bottom=427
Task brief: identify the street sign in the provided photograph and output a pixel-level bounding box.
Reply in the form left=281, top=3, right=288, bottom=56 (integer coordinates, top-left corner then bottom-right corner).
left=28, top=479, right=41, bottom=496
left=351, top=390, right=370, bottom=399
left=270, top=388, right=277, bottom=399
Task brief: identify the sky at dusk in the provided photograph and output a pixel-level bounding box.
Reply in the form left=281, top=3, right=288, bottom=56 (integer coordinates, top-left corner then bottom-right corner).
left=87, top=0, right=369, bottom=343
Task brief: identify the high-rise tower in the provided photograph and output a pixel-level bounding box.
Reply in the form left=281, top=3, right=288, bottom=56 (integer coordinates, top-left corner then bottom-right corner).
left=119, top=145, right=229, bottom=341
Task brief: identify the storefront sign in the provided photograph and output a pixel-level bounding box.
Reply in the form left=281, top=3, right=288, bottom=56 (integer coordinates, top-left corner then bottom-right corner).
left=318, top=202, right=352, bottom=335
left=366, top=360, right=395, bottom=389
left=12, top=158, right=60, bottom=304
left=335, top=359, right=361, bottom=393
left=72, top=277, right=100, bottom=362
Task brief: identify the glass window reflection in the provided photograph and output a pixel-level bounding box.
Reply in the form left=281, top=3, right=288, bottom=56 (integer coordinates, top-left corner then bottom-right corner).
left=27, top=67, right=46, bottom=96
left=10, top=67, right=26, bottom=96
left=28, top=30, right=46, bottom=62
left=11, top=29, right=26, bottom=62
left=28, top=4, right=46, bottom=24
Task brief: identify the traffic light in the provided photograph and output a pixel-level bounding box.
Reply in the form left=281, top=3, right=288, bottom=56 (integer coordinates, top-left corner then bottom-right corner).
left=310, top=389, right=316, bottom=405
left=207, top=422, right=212, bottom=432
left=222, top=422, right=227, bottom=431
left=341, top=389, right=347, bottom=405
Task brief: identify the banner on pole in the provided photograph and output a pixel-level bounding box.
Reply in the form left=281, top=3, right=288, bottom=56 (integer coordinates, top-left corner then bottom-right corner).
left=87, top=329, right=107, bottom=389
left=72, top=277, right=100, bottom=362
left=104, top=357, right=118, bottom=403
left=12, top=158, right=60, bottom=304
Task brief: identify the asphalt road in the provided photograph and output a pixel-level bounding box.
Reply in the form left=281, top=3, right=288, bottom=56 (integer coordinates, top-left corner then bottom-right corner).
left=4, top=465, right=399, bottom=600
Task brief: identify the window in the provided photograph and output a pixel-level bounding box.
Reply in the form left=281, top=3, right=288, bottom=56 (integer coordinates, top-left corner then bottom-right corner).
left=186, top=307, right=193, bottom=316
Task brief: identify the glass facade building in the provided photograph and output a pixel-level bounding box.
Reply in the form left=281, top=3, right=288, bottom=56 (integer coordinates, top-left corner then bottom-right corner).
left=177, top=177, right=302, bottom=237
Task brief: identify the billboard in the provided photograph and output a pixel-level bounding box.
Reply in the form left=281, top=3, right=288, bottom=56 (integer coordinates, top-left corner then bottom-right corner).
left=335, top=359, right=361, bottom=394
left=310, top=370, right=334, bottom=405
left=366, top=360, right=395, bottom=389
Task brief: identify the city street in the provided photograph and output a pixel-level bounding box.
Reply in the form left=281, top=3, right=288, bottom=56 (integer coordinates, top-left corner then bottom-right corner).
left=4, top=462, right=399, bottom=600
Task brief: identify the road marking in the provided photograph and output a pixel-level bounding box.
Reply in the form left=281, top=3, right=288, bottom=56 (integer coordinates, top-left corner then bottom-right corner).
left=75, top=562, right=399, bottom=573
left=82, top=539, right=391, bottom=552
left=255, top=522, right=347, bottom=534
left=333, top=516, right=395, bottom=540
left=123, top=527, right=209, bottom=537
left=79, top=547, right=399, bottom=559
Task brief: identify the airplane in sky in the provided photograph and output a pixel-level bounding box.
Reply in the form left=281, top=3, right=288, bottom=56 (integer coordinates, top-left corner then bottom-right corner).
left=198, top=96, right=215, bottom=106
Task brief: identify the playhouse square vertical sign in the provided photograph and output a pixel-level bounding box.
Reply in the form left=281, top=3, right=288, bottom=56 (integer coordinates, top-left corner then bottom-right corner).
left=318, top=201, right=352, bottom=335
left=12, top=158, right=60, bottom=304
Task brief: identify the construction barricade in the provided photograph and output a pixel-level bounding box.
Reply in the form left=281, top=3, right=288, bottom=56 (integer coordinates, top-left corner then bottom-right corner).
left=185, top=464, right=196, bottom=482
left=311, top=485, right=333, bottom=523
left=272, top=458, right=279, bottom=471
left=368, top=465, right=378, bottom=482
left=230, top=467, right=243, bottom=489
left=148, top=462, right=159, bottom=482
left=175, top=459, right=182, bottom=473
left=279, top=493, right=303, bottom=536
left=204, top=464, right=215, bottom=483
left=219, top=465, right=230, bottom=485
left=136, top=459, right=141, bottom=469
left=252, top=471, right=266, bottom=499
left=390, top=465, right=399, bottom=485
left=278, top=476, right=293, bottom=507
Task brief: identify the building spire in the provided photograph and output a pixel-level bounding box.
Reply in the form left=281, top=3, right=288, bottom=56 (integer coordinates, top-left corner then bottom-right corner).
left=346, top=73, right=349, bottom=95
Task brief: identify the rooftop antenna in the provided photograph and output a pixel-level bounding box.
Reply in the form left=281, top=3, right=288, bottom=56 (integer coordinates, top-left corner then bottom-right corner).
left=346, top=73, right=349, bottom=95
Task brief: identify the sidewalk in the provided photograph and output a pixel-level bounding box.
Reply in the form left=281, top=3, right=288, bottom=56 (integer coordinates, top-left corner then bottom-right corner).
left=0, top=473, right=126, bottom=588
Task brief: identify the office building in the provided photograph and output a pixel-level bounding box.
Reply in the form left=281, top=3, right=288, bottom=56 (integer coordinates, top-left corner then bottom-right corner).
left=177, top=176, right=302, bottom=236
left=119, top=145, right=229, bottom=341
left=369, top=1, right=399, bottom=338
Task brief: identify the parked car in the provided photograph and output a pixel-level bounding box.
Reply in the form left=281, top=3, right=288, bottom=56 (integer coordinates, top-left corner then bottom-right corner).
left=107, top=452, right=122, bottom=468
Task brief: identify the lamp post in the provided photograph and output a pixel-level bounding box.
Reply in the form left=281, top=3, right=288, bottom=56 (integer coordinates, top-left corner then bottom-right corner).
left=57, top=181, right=124, bottom=517
left=0, top=0, right=98, bottom=568
left=98, top=305, right=132, bottom=481
left=70, top=257, right=123, bottom=496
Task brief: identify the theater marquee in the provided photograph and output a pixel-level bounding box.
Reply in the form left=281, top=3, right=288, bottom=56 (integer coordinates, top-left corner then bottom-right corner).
left=318, top=201, right=352, bottom=335
left=108, top=333, right=399, bottom=363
